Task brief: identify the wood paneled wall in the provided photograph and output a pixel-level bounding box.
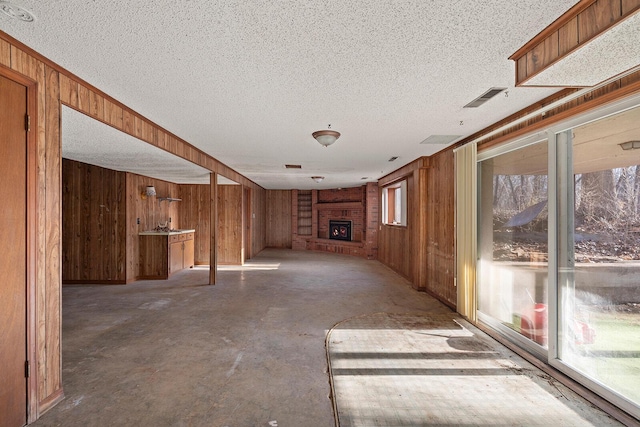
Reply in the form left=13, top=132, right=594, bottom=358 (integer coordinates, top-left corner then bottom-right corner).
left=0, top=38, right=63, bottom=418
left=425, top=150, right=456, bottom=307
left=126, top=173, right=180, bottom=280
left=1, top=30, right=267, bottom=420
left=378, top=172, right=416, bottom=281
left=217, top=185, right=243, bottom=265
left=62, top=159, right=127, bottom=283
left=378, top=155, right=456, bottom=308
left=266, top=190, right=292, bottom=248
left=179, top=184, right=211, bottom=265
left=251, top=186, right=267, bottom=257
left=179, top=183, right=263, bottom=266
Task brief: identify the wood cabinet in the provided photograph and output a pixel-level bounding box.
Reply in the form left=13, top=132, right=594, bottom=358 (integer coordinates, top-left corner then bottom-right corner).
left=139, top=231, right=194, bottom=279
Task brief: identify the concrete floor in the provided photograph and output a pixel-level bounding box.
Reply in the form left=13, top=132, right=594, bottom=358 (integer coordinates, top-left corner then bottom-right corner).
left=32, top=249, right=623, bottom=426
left=328, top=313, right=623, bottom=426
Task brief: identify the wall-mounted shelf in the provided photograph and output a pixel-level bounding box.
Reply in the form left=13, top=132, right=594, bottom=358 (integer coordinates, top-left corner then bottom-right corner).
left=158, top=197, right=182, bottom=204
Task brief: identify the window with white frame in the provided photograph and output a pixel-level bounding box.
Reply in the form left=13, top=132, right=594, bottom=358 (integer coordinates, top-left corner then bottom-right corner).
left=382, top=180, right=407, bottom=226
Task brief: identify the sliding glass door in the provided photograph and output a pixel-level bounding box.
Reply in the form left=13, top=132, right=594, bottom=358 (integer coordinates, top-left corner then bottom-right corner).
left=475, top=99, right=640, bottom=418
left=555, top=105, right=640, bottom=414
left=477, top=137, right=549, bottom=354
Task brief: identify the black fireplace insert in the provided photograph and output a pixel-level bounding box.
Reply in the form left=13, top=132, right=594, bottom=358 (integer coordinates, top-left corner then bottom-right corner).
left=329, top=220, right=352, bottom=241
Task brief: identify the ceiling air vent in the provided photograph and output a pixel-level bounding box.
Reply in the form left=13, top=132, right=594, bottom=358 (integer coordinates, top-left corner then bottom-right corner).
left=420, top=135, right=462, bottom=145
left=284, top=164, right=302, bottom=169
left=388, top=156, right=399, bottom=162
left=463, top=87, right=507, bottom=108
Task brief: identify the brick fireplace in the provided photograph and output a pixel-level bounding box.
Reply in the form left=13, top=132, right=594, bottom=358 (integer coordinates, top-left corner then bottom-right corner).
left=291, top=184, right=379, bottom=259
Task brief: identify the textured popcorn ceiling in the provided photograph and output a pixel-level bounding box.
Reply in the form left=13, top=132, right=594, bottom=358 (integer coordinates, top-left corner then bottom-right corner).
left=1, top=0, right=588, bottom=189
left=62, top=107, right=237, bottom=185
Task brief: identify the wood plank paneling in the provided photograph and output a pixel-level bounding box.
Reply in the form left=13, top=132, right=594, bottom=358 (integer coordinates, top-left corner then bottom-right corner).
left=425, top=150, right=456, bottom=308
left=77, top=84, right=90, bottom=115
left=218, top=185, right=243, bottom=264
left=89, top=90, right=104, bottom=120
left=622, top=0, right=640, bottom=14
left=266, top=190, right=292, bottom=248
left=252, top=185, right=266, bottom=256
left=44, top=64, right=62, bottom=406
left=558, top=16, right=579, bottom=56
left=0, top=38, right=9, bottom=66
left=10, top=46, right=38, bottom=79
left=578, top=0, right=619, bottom=43
left=127, top=173, right=180, bottom=279
left=210, top=174, right=217, bottom=285
left=378, top=174, right=414, bottom=281
left=510, top=0, right=640, bottom=86
left=59, top=74, right=78, bottom=107
left=104, top=99, right=123, bottom=129
left=62, top=159, right=127, bottom=283
left=179, top=184, right=211, bottom=265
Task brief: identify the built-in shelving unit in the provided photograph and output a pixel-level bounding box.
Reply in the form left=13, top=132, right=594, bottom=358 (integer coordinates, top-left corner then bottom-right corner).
left=297, top=190, right=312, bottom=236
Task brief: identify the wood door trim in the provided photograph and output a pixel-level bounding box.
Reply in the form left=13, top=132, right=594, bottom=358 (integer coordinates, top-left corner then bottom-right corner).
left=0, top=64, right=41, bottom=423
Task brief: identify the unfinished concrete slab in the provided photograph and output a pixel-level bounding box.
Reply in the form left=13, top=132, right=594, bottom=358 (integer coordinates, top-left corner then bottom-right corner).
left=33, top=249, right=451, bottom=426
left=32, top=249, right=624, bottom=426
left=327, top=313, right=622, bottom=426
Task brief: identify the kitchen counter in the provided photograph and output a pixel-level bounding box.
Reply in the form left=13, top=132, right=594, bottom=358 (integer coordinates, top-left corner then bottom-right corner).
left=139, top=230, right=195, bottom=279
left=139, top=229, right=195, bottom=236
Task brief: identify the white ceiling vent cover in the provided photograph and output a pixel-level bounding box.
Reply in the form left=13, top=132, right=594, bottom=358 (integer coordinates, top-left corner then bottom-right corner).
left=464, top=87, right=507, bottom=108
left=420, top=135, right=462, bottom=145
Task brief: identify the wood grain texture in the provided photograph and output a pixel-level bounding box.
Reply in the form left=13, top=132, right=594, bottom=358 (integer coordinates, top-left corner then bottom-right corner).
left=266, top=190, right=292, bottom=248
left=425, top=150, right=456, bottom=308
left=127, top=173, right=180, bottom=278
left=139, top=235, right=169, bottom=278
left=10, top=46, right=38, bottom=79
left=35, top=59, right=49, bottom=417
left=89, top=90, right=104, bottom=120
left=210, top=174, right=218, bottom=284
left=179, top=184, right=211, bottom=264
left=578, top=0, right=619, bottom=43
left=0, top=38, right=9, bottom=66
left=378, top=174, right=414, bottom=281
left=59, top=74, right=78, bottom=107
left=104, top=99, right=123, bottom=129
left=44, top=64, right=62, bottom=405
left=77, top=84, right=90, bottom=115
left=0, top=73, right=28, bottom=427
left=218, top=185, right=243, bottom=264
left=62, top=159, right=127, bottom=283
left=251, top=186, right=266, bottom=256
left=558, top=16, right=579, bottom=56
left=622, top=0, right=640, bottom=14
left=510, top=0, right=638, bottom=86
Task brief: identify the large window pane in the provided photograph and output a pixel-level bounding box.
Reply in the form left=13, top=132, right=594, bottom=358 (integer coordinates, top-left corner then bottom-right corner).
left=478, top=141, right=549, bottom=348
left=558, top=105, right=640, bottom=407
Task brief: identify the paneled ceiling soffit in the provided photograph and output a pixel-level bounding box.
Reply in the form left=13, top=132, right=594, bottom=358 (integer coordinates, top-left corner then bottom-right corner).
left=510, top=0, right=640, bottom=87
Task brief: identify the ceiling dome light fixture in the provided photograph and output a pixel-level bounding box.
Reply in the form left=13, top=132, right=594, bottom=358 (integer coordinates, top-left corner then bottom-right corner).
left=0, top=2, right=35, bottom=22
left=311, top=176, right=325, bottom=183
left=312, top=124, right=340, bottom=147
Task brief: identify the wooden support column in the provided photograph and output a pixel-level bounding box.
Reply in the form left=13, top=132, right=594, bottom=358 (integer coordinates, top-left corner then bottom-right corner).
left=209, top=172, right=217, bottom=285
left=413, top=166, right=429, bottom=291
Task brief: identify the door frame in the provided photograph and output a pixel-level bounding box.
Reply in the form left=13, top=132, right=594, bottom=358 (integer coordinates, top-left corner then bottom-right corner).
left=1, top=64, right=39, bottom=423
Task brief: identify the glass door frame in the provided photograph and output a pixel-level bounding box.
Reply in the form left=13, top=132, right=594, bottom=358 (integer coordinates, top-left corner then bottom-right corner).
left=476, top=93, right=640, bottom=420
left=546, top=94, right=640, bottom=420
left=476, top=131, right=550, bottom=362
